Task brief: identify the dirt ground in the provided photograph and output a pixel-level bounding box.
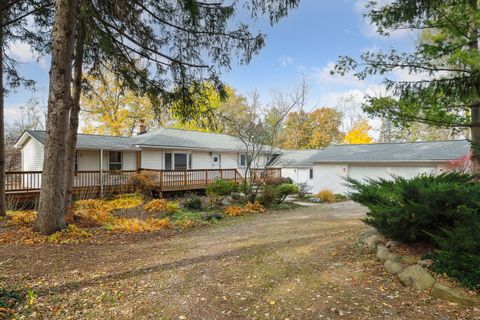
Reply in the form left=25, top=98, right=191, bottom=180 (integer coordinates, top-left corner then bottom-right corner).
left=0, top=202, right=478, bottom=319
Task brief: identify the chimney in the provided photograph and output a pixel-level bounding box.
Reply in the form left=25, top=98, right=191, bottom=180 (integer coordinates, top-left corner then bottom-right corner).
left=136, top=119, right=147, bottom=135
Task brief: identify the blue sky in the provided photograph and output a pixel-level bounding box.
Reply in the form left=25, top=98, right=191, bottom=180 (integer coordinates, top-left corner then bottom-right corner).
left=5, top=0, right=418, bottom=128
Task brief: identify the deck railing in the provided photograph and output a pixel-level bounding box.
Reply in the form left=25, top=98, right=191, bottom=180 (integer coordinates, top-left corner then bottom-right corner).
left=250, top=168, right=282, bottom=184
left=5, top=168, right=259, bottom=195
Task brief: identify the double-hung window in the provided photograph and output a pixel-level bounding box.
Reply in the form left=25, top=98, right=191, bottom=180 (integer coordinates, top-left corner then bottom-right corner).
left=164, top=152, right=191, bottom=170
left=109, top=151, right=122, bottom=170
left=240, top=154, right=247, bottom=167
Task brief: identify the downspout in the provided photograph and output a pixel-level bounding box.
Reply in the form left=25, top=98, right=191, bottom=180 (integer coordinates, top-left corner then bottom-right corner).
left=100, top=149, right=104, bottom=197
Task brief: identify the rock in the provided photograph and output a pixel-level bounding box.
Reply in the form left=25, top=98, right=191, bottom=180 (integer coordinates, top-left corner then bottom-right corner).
left=359, top=228, right=379, bottom=242
left=376, top=245, right=399, bottom=262
left=384, top=260, right=404, bottom=275
left=386, top=240, right=403, bottom=249
left=417, top=259, right=433, bottom=268
left=431, top=283, right=480, bottom=306
left=202, top=213, right=224, bottom=221
left=398, top=265, right=435, bottom=290
left=220, top=196, right=233, bottom=207
left=399, top=255, right=417, bottom=265
left=365, top=235, right=385, bottom=252
left=309, top=198, right=321, bottom=203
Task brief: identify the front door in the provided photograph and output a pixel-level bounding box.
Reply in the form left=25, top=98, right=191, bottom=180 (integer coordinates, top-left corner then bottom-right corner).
left=212, top=154, right=221, bottom=169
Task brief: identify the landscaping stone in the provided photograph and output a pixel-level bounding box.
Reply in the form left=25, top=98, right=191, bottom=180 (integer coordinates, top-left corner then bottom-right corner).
left=365, top=235, right=385, bottom=252
left=376, top=244, right=399, bottom=262
left=431, top=283, right=480, bottom=307
left=417, top=259, right=433, bottom=268
left=220, top=196, right=233, bottom=207
left=359, top=228, right=379, bottom=242
left=309, top=198, right=321, bottom=203
left=386, top=240, right=403, bottom=249
left=384, top=260, right=404, bottom=275
left=398, top=265, right=435, bottom=290
left=399, top=255, right=417, bottom=265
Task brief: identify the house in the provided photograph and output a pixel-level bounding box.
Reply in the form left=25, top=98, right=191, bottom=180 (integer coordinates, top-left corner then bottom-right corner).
left=277, top=140, right=470, bottom=194
left=15, top=128, right=268, bottom=173
left=11, top=128, right=276, bottom=196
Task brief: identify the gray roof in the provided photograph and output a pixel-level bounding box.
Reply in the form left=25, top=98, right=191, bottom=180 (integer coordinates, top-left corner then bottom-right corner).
left=311, top=140, right=470, bottom=163
left=275, top=149, right=323, bottom=167
left=25, top=130, right=140, bottom=151
left=22, top=128, right=247, bottom=152
left=131, top=128, right=245, bottom=151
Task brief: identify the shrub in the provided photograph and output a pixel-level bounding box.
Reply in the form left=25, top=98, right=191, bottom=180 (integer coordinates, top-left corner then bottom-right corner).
left=266, top=176, right=293, bottom=185
left=106, top=217, right=170, bottom=232
left=258, top=185, right=278, bottom=206
left=165, top=202, right=179, bottom=215
left=47, top=224, right=93, bottom=244
left=429, top=206, right=480, bottom=291
left=129, top=172, right=157, bottom=197
left=297, top=183, right=312, bottom=198
left=275, top=183, right=299, bottom=203
left=206, top=178, right=238, bottom=197
left=109, top=194, right=143, bottom=209
left=6, top=211, right=37, bottom=226
left=177, top=219, right=195, bottom=228
left=315, top=189, right=335, bottom=203
left=346, top=172, right=476, bottom=243
left=143, top=199, right=168, bottom=213
left=183, top=194, right=203, bottom=210
left=224, top=202, right=265, bottom=216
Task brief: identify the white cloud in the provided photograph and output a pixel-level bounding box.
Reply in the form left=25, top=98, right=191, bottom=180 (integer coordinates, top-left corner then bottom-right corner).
left=6, top=41, right=35, bottom=62
left=278, top=55, right=293, bottom=67
left=312, top=61, right=364, bottom=87
left=5, top=105, right=22, bottom=123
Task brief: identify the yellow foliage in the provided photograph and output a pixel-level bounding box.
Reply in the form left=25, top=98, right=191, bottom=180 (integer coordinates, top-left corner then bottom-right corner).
left=165, top=202, right=179, bottom=214
left=315, top=189, right=336, bottom=203
left=224, top=202, right=266, bottom=216
left=6, top=211, right=37, bottom=226
left=109, top=194, right=143, bottom=209
left=177, top=219, right=195, bottom=228
left=47, top=224, right=93, bottom=244
left=107, top=218, right=170, bottom=233
left=143, top=199, right=168, bottom=212
left=343, top=119, right=373, bottom=144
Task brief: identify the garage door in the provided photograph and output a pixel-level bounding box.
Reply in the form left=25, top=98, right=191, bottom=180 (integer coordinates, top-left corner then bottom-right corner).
left=348, top=165, right=437, bottom=182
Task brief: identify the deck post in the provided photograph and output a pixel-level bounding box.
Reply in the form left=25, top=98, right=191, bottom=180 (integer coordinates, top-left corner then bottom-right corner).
left=205, top=169, right=208, bottom=185
left=100, top=149, right=104, bottom=197
left=184, top=170, right=187, bottom=186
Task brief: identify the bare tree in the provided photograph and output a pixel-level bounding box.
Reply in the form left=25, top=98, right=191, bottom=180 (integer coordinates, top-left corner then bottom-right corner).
left=226, top=87, right=302, bottom=201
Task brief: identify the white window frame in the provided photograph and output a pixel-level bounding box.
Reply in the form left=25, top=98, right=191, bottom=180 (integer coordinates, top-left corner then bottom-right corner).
left=108, top=151, right=123, bottom=171
left=164, top=152, right=192, bottom=170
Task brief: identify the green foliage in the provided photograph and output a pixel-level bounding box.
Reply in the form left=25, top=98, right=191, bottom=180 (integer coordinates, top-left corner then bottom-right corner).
left=0, top=288, right=23, bottom=310
left=183, top=194, right=203, bottom=210
left=347, top=172, right=475, bottom=243
left=258, top=185, right=279, bottom=206
left=348, top=172, right=480, bottom=291
left=429, top=206, right=480, bottom=291
left=206, top=178, right=238, bottom=197
left=275, top=183, right=299, bottom=203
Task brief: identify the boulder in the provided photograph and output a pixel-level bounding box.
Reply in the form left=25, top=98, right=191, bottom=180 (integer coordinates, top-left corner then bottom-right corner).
left=399, top=255, right=417, bottom=265
left=398, top=265, right=435, bottom=290
left=431, top=283, right=480, bottom=306
left=417, top=259, right=433, bottom=268
left=384, top=260, right=404, bottom=275
left=359, top=228, right=379, bottom=242
left=365, top=235, right=385, bottom=252
left=376, top=245, right=399, bottom=262
left=220, top=196, right=233, bottom=207
left=386, top=240, right=403, bottom=249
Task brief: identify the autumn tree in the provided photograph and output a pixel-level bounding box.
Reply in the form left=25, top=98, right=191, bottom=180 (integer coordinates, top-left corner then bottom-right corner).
left=343, top=119, right=373, bottom=144
left=81, top=69, right=158, bottom=136
left=37, top=0, right=301, bottom=234
left=335, top=0, right=480, bottom=168
left=281, top=107, right=343, bottom=149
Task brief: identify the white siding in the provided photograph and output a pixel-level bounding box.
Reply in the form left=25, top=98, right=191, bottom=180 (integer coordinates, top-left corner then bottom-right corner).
left=122, top=151, right=137, bottom=170
left=78, top=150, right=100, bottom=170
left=348, top=165, right=437, bottom=182
left=21, top=138, right=44, bottom=171
left=312, top=163, right=349, bottom=194
left=191, top=151, right=211, bottom=169
left=141, top=149, right=163, bottom=169
left=282, top=168, right=314, bottom=188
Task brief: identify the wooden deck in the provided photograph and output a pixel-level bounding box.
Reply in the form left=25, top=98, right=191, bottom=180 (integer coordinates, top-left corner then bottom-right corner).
left=5, top=168, right=282, bottom=201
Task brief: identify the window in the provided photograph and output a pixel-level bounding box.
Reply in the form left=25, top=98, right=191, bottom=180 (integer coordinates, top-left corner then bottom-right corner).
left=309, top=168, right=313, bottom=179
left=189, top=154, right=192, bottom=169
left=240, top=154, right=246, bottom=166
left=165, top=153, right=172, bottom=170
left=174, top=153, right=187, bottom=170
left=109, top=151, right=122, bottom=170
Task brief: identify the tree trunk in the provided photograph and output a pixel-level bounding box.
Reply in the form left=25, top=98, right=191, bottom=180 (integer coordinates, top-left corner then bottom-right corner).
left=65, top=14, right=85, bottom=214
left=36, top=0, right=79, bottom=235
left=469, top=0, right=480, bottom=172
left=0, top=13, right=5, bottom=217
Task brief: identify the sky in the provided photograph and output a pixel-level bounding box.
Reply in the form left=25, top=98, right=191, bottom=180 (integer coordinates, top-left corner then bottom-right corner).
left=4, top=0, right=420, bottom=133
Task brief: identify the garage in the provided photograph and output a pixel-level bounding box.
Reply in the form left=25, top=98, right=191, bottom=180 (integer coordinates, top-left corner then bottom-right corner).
left=348, top=164, right=437, bottom=182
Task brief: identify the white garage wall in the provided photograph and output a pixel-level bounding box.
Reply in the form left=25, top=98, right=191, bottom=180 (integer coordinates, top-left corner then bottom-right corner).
left=282, top=168, right=314, bottom=190
left=348, top=165, right=437, bottom=182
left=312, top=163, right=349, bottom=194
